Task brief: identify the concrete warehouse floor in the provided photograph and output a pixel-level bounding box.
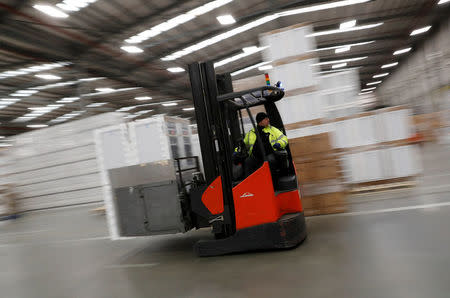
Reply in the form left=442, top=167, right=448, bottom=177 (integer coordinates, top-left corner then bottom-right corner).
left=1, top=143, right=450, bottom=298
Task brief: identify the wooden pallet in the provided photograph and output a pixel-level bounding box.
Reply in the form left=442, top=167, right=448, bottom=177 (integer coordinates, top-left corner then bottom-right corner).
left=350, top=178, right=416, bottom=194
left=90, top=206, right=106, bottom=215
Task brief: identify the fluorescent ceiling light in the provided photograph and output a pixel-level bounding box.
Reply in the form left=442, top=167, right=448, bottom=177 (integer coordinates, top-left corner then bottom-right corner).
left=340, top=20, right=356, bottom=29
left=121, top=46, right=144, bottom=53
left=0, top=144, right=12, bottom=147
left=393, top=47, right=412, bottom=55
left=0, top=136, right=5, bottom=139
left=162, top=0, right=372, bottom=61
left=214, top=46, right=267, bottom=68
left=373, top=73, right=389, bottom=78
left=83, top=87, right=140, bottom=97
left=79, top=77, right=104, bottom=82
left=135, top=96, right=152, bottom=100
left=0, top=62, right=70, bottom=80
left=182, top=107, right=195, bottom=111
left=95, top=87, right=114, bottom=92
left=278, top=0, right=370, bottom=17
left=167, top=67, right=185, bottom=73
left=381, top=62, right=398, bottom=68
left=306, top=22, right=383, bottom=37
left=86, top=102, right=107, bottom=108
left=217, top=14, right=236, bottom=25
left=438, top=0, right=450, bottom=4
left=242, top=46, right=259, bottom=53
left=33, top=5, right=69, bottom=18
left=27, top=124, right=49, bottom=128
left=361, top=87, right=376, bottom=92
left=311, top=56, right=367, bottom=66
left=312, top=41, right=375, bottom=52
left=258, top=65, right=273, bottom=71
left=332, top=63, right=347, bottom=69
left=57, top=97, right=79, bottom=103
left=162, top=103, right=178, bottom=107
left=56, top=3, right=79, bottom=11
left=30, top=77, right=104, bottom=90
left=35, top=74, right=62, bottom=80
left=359, top=91, right=373, bottom=95
left=410, top=26, right=431, bottom=36
left=125, top=0, right=233, bottom=44
left=16, top=90, right=38, bottom=94
left=367, top=81, right=382, bottom=86
left=1, top=98, right=20, bottom=101
left=335, top=46, right=351, bottom=53
left=231, top=61, right=272, bottom=76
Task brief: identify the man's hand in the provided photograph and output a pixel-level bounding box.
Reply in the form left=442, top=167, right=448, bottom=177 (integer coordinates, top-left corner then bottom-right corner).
left=273, top=143, right=281, bottom=150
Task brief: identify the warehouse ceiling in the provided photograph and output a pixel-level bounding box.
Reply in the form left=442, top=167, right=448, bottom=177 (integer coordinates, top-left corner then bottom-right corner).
left=0, top=0, right=448, bottom=136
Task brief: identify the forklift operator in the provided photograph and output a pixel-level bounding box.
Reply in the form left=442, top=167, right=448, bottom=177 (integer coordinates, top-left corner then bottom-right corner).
left=243, top=112, right=288, bottom=160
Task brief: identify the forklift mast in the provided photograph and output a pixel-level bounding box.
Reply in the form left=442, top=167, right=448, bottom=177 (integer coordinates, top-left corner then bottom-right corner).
left=188, top=61, right=237, bottom=236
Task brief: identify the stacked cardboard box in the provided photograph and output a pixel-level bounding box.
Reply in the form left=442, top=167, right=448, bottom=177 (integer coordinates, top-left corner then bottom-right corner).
left=0, top=184, right=17, bottom=217
left=412, top=112, right=446, bottom=143
left=289, top=133, right=347, bottom=216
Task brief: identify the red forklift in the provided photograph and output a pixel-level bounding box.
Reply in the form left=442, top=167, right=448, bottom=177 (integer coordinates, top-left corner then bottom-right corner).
left=187, top=61, right=307, bottom=256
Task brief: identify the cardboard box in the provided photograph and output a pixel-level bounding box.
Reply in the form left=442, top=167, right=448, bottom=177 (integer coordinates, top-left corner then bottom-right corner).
left=301, top=192, right=347, bottom=216
left=289, top=133, right=332, bottom=157
left=295, top=157, right=341, bottom=183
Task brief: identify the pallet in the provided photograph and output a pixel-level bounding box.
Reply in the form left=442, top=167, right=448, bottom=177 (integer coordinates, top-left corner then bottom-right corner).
left=350, top=178, right=416, bottom=194
left=90, top=206, right=106, bottom=215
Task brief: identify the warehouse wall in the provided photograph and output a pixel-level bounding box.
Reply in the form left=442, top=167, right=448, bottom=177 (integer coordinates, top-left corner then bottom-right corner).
left=377, top=17, right=450, bottom=114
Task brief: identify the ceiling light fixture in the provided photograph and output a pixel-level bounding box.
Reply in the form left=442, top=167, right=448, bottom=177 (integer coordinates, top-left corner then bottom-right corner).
left=312, top=41, right=375, bottom=52
left=162, top=103, right=178, bottom=107
left=33, top=5, right=69, bottom=18
left=393, top=47, right=412, bottom=55
left=335, top=46, right=351, bottom=53
left=361, top=87, right=376, bottom=92
left=57, top=97, right=80, bottom=103
left=332, top=63, right=347, bottom=69
left=217, top=14, right=236, bottom=25
left=135, top=96, right=152, bottom=100
left=258, top=65, right=273, bottom=71
left=56, top=3, right=79, bottom=11
left=0, top=62, right=70, bottom=80
left=231, top=61, right=272, bottom=76
left=82, top=87, right=140, bottom=97
left=339, top=19, right=356, bottom=29
left=367, top=81, right=382, bottom=86
left=35, top=74, right=62, bottom=80
left=182, top=107, right=195, bottom=111
left=214, top=46, right=267, bottom=68
left=306, top=22, right=383, bottom=37
left=410, top=26, right=432, bottom=36
left=86, top=102, right=107, bottom=108
left=27, top=124, right=49, bottom=128
left=95, top=88, right=114, bottom=92
left=311, top=56, right=368, bottom=66
left=438, top=0, right=450, bottom=4
left=121, top=46, right=144, bottom=53
left=359, top=91, right=373, bottom=95
left=373, top=73, right=389, bottom=78
left=161, top=0, right=371, bottom=61
left=125, top=0, right=234, bottom=44
left=381, top=62, right=398, bottom=68
left=167, top=67, right=185, bottom=73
